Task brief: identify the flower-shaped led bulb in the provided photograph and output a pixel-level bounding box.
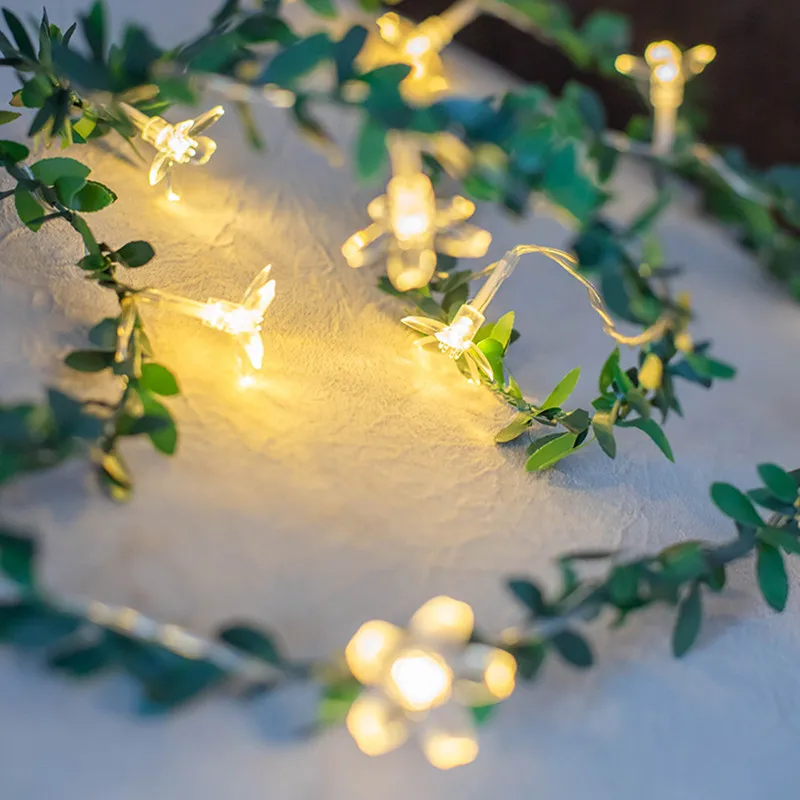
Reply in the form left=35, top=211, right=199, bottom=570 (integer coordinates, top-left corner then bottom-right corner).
left=615, top=41, right=716, bottom=155
left=345, top=596, right=516, bottom=769
left=122, top=103, right=225, bottom=201
left=132, top=265, right=276, bottom=375
left=341, top=173, right=491, bottom=292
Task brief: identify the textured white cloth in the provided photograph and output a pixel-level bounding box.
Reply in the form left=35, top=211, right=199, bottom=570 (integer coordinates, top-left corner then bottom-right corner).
left=0, top=1, right=798, bottom=797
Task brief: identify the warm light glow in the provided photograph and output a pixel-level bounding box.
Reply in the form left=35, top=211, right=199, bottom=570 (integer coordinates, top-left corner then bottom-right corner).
left=389, top=174, right=436, bottom=244
left=346, top=620, right=403, bottom=685
left=347, top=693, right=408, bottom=756
left=422, top=731, right=479, bottom=770
left=615, top=41, right=716, bottom=155
left=388, top=649, right=452, bottom=711
left=122, top=103, right=225, bottom=201
left=135, top=265, right=275, bottom=372
left=410, top=595, right=475, bottom=643
left=483, top=649, right=517, bottom=700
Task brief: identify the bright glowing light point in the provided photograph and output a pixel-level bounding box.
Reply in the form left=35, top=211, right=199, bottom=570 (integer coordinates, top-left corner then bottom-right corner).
left=343, top=596, right=514, bottom=768
left=615, top=41, right=716, bottom=155
left=134, top=265, right=276, bottom=372
left=121, top=102, right=225, bottom=200
left=389, top=649, right=452, bottom=711
left=422, top=731, right=479, bottom=770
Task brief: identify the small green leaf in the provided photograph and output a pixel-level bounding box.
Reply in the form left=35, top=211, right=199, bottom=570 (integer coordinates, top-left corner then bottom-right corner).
left=88, top=317, right=118, bottom=348
left=78, top=252, right=108, bottom=271
left=560, top=408, right=591, bottom=433
left=81, top=1, right=106, bottom=61
left=140, top=363, right=180, bottom=396
left=334, top=24, right=368, bottom=84
left=757, top=526, right=800, bottom=556
left=0, top=110, right=21, bottom=125
left=14, top=188, right=45, bottom=231
left=551, top=629, right=593, bottom=668
left=491, top=311, right=515, bottom=350
left=756, top=542, right=788, bottom=612
left=261, top=33, right=332, bottom=86
left=115, top=240, right=155, bottom=268
left=757, top=463, right=798, bottom=504
left=355, top=117, right=386, bottom=181
left=50, top=635, right=116, bottom=677
left=135, top=388, right=178, bottom=455
left=672, top=582, right=702, bottom=657
left=540, top=367, right=581, bottom=411
left=469, top=704, right=497, bottom=726
left=3, top=9, right=35, bottom=60
left=710, top=483, right=763, bottom=527
left=0, top=531, right=36, bottom=588
left=318, top=677, right=361, bottom=726
left=54, top=175, right=87, bottom=206
left=617, top=417, right=674, bottom=461
left=67, top=180, right=117, bottom=211
left=477, top=338, right=504, bottom=384
left=507, top=640, right=546, bottom=680
left=495, top=412, right=532, bottom=444
left=218, top=623, right=282, bottom=664
left=64, top=349, right=114, bottom=372
left=508, top=579, right=546, bottom=615
left=142, top=659, right=226, bottom=713
left=30, top=156, right=91, bottom=185
left=304, top=0, right=337, bottom=17
left=592, top=411, right=616, bottom=458
left=525, top=432, right=579, bottom=472
left=0, top=138, right=29, bottom=162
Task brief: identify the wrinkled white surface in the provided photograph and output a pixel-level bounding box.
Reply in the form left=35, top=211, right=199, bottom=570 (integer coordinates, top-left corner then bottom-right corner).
left=0, top=1, right=799, bottom=798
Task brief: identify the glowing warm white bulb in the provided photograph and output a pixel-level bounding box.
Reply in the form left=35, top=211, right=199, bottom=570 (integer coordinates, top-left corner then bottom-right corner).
left=388, top=173, right=436, bottom=244
left=121, top=103, right=225, bottom=201
left=483, top=649, right=517, bottom=700
left=616, top=40, right=716, bottom=156
left=345, top=620, right=403, bottom=685
left=409, top=595, right=475, bottom=642
left=422, top=731, right=479, bottom=770
left=388, top=649, right=452, bottom=711
left=134, top=265, right=275, bottom=372
left=346, top=693, right=408, bottom=756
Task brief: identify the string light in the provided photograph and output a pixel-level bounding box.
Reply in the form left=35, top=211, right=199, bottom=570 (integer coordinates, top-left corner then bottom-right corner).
left=358, top=0, right=481, bottom=103
left=403, top=244, right=672, bottom=384
left=342, top=135, right=490, bottom=291
left=119, top=102, right=225, bottom=201
left=345, top=595, right=516, bottom=769
left=129, top=265, right=276, bottom=374
left=615, top=41, right=716, bottom=156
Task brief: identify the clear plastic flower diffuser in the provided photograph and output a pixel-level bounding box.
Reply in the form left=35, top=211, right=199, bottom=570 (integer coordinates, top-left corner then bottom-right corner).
left=120, top=102, right=225, bottom=201
left=344, top=595, right=516, bottom=769
left=341, top=136, right=491, bottom=291
left=132, top=265, right=276, bottom=372
left=403, top=245, right=671, bottom=384
left=615, top=41, right=716, bottom=156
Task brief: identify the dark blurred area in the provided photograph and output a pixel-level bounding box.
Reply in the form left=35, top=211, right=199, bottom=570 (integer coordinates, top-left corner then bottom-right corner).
left=400, top=0, right=800, bottom=167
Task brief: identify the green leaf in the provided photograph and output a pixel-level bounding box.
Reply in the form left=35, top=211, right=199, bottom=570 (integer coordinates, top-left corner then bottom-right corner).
left=756, top=542, right=788, bottom=612
left=65, top=349, right=114, bottom=372
left=50, top=635, right=116, bottom=677
left=0, top=110, right=20, bottom=125
left=477, top=338, right=504, bottom=384
left=495, top=412, right=532, bottom=444
left=540, top=367, right=581, bottom=411
left=304, top=0, right=337, bottom=17
left=88, top=317, right=118, bottom=348
left=140, top=363, right=180, bottom=396
left=218, top=623, right=281, bottom=664
left=115, top=240, right=155, bottom=268
left=551, top=629, right=593, bottom=668
left=334, top=25, right=368, bottom=84
left=142, top=659, right=226, bottom=713
left=355, top=117, right=386, bottom=181
left=592, top=411, right=616, bottom=458
left=491, top=311, right=515, bottom=350
left=30, top=157, right=91, bottom=186
left=67, top=180, right=117, bottom=212
left=81, top=1, right=106, bottom=61
left=135, top=388, right=178, bottom=455
left=710, top=483, right=763, bottom=527
left=0, top=531, right=35, bottom=588
left=508, top=579, right=546, bottom=615
left=0, top=602, right=80, bottom=647
left=3, top=9, right=35, bottom=60
left=757, top=463, right=798, bottom=504
left=507, top=640, right=547, bottom=680
left=54, top=175, right=88, bottom=206
left=757, top=526, right=800, bottom=556
left=672, top=582, right=702, bottom=657
left=560, top=408, right=591, bottom=433
left=617, top=417, right=674, bottom=461
left=0, top=138, right=29, bottom=162
left=14, top=189, right=45, bottom=231
left=261, top=32, right=332, bottom=86
left=684, top=353, right=736, bottom=380
left=525, top=432, right=579, bottom=472
left=77, top=252, right=108, bottom=271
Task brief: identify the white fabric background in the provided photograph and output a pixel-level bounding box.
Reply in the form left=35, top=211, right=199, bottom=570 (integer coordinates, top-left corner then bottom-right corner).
left=0, top=1, right=798, bottom=797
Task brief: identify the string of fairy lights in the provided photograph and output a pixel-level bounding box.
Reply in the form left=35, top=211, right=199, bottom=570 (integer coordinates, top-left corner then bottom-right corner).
left=1, top=1, right=778, bottom=773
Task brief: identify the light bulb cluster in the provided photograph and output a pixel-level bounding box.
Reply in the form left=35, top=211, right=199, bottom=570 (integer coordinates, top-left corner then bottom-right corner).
left=615, top=41, right=716, bottom=156
left=121, top=102, right=225, bottom=201
left=131, top=265, right=276, bottom=377
left=342, top=135, right=491, bottom=291
left=345, top=596, right=516, bottom=769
